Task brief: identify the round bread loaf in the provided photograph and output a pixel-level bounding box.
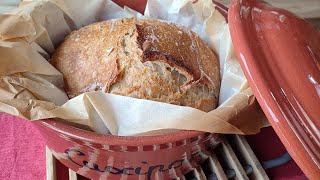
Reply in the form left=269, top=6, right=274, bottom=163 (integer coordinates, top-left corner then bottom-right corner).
left=51, top=18, right=220, bottom=112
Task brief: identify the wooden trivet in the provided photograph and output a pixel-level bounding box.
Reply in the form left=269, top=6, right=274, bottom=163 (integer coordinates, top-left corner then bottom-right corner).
left=46, top=135, right=269, bottom=180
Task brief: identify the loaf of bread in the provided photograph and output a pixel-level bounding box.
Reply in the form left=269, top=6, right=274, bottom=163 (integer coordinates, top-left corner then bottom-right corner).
left=51, top=18, right=220, bottom=112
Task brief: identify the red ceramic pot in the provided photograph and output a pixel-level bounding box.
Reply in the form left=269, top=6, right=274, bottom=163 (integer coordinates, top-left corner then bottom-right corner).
left=228, top=0, right=320, bottom=179
left=34, top=120, right=219, bottom=179
left=33, top=3, right=226, bottom=180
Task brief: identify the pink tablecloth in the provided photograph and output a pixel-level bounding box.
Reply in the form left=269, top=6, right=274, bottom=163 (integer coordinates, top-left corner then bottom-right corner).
left=0, top=113, right=46, bottom=180
left=0, top=112, right=306, bottom=180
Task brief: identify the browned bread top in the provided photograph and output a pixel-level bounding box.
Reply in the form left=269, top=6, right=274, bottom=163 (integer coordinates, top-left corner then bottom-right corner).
left=51, top=18, right=220, bottom=112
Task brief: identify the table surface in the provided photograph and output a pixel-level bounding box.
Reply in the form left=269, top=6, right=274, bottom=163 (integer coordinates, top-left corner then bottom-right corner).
left=0, top=112, right=306, bottom=180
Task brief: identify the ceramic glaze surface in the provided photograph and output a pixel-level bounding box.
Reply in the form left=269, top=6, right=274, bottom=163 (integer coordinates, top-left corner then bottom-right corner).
left=228, top=0, right=320, bottom=179
left=35, top=120, right=219, bottom=179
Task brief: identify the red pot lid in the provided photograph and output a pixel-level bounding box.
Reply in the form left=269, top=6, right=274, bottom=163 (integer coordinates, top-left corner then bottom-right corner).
left=228, top=0, right=320, bottom=179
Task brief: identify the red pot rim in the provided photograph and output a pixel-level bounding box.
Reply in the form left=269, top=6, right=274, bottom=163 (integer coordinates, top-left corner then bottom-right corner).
left=35, top=119, right=205, bottom=146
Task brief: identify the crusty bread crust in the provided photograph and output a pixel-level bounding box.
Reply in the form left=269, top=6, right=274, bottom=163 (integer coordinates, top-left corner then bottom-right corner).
left=51, top=18, right=220, bottom=112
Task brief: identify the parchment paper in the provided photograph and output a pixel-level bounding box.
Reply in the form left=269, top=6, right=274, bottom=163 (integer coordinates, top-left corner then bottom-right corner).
left=0, top=0, right=269, bottom=136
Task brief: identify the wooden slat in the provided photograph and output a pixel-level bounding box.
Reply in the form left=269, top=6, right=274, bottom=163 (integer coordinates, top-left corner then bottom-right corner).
left=193, top=167, right=205, bottom=180
left=207, top=153, right=228, bottom=180
left=233, top=135, right=269, bottom=180
left=46, top=146, right=56, bottom=180
left=220, top=137, right=249, bottom=180
left=69, top=169, right=78, bottom=180
left=196, top=166, right=207, bottom=180
left=215, top=0, right=320, bottom=18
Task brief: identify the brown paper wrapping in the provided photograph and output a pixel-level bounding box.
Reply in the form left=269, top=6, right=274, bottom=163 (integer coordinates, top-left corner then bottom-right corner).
left=0, top=0, right=269, bottom=136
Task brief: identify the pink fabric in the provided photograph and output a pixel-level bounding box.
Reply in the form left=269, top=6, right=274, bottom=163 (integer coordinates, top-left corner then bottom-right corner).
left=0, top=113, right=46, bottom=180
left=0, top=112, right=306, bottom=180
